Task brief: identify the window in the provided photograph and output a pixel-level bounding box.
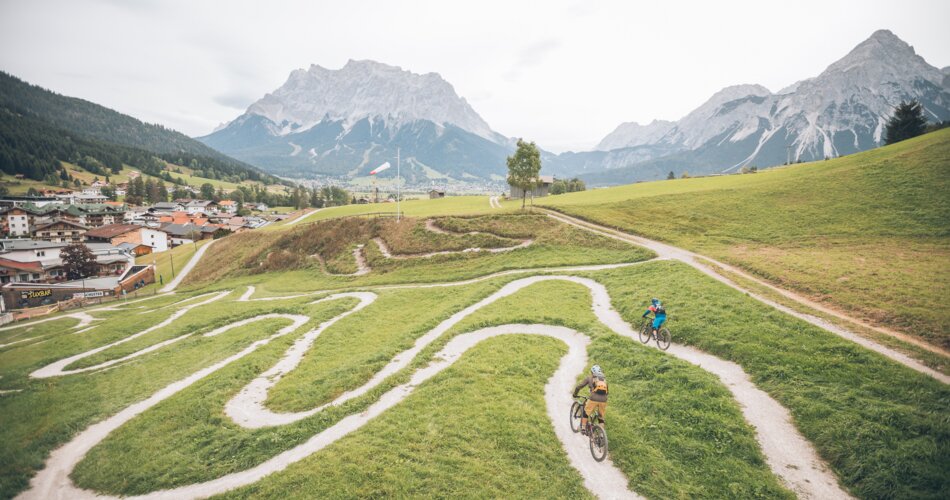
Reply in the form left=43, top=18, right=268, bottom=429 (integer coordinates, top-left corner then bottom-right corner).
left=37, top=251, right=45, bottom=257
left=32, top=273, right=39, bottom=280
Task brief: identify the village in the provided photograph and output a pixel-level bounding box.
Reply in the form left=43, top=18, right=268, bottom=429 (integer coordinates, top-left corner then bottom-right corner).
left=0, top=174, right=290, bottom=318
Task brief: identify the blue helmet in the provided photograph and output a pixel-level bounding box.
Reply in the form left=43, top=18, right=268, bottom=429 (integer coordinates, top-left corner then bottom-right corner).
left=591, top=364, right=604, bottom=376
left=651, top=298, right=660, bottom=306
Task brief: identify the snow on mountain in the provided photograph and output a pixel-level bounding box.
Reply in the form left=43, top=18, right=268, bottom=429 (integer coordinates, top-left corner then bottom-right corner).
left=579, top=29, right=950, bottom=183
left=238, top=59, right=500, bottom=143
left=201, top=60, right=512, bottom=182
left=596, top=119, right=674, bottom=151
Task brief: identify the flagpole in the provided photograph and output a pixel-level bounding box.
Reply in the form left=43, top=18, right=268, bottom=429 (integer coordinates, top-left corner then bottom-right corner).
left=396, top=147, right=401, bottom=222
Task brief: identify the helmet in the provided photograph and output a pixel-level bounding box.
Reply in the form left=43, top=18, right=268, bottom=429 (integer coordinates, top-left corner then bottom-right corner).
left=590, top=364, right=604, bottom=376
left=651, top=298, right=660, bottom=306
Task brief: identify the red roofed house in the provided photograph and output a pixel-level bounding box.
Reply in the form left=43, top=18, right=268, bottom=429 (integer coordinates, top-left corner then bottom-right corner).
left=84, top=224, right=169, bottom=252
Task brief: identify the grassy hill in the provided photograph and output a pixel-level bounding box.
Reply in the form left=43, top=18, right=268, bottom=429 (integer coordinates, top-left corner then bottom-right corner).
left=2, top=214, right=947, bottom=498
left=539, top=129, right=950, bottom=348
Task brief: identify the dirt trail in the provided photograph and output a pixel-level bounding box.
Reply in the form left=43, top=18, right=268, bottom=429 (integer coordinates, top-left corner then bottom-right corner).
left=19, top=274, right=852, bottom=499
left=284, top=208, right=323, bottom=226
left=489, top=196, right=502, bottom=208
left=311, top=245, right=371, bottom=276
left=30, top=292, right=230, bottom=379
left=160, top=240, right=217, bottom=293
left=544, top=209, right=949, bottom=384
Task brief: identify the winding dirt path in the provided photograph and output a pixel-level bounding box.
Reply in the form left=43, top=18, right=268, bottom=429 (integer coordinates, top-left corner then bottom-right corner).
left=311, top=245, right=371, bottom=276
left=543, top=209, right=949, bottom=384
left=30, top=292, right=230, bottom=379
left=489, top=196, right=502, bottom=208
left=18, top=274, right=850, bottom=499
left=285, top=208, right=323, bottom=226
left=160, top=240, right=217, bottom=293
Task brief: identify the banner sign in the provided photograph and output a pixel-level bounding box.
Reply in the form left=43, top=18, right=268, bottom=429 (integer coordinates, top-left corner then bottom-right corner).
left=21, top=289, right=52, bottom=300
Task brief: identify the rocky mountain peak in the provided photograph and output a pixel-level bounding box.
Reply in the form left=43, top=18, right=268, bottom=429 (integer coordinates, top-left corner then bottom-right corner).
left=240, top=59, right=498, bottom=142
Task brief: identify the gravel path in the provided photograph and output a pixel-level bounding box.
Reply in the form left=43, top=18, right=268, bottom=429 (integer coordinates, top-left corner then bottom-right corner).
left=160, top=240, right=217, bottom=293
left=284, top=208, right=323, bottom=226
left=543, top=209, right=949, bottom=384
left=19, top=274, right=851, bottom=499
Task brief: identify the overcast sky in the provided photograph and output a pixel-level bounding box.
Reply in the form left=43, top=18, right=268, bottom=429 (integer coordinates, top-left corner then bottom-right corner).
left=1, top=0, right=948, bottom=152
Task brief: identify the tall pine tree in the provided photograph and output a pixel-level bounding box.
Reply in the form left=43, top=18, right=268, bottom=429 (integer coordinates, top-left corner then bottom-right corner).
left=884, top=100, right=927, bottom=145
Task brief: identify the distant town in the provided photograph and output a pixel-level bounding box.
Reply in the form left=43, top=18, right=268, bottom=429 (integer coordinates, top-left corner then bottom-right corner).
left=0, top=174, right=291, bottom=318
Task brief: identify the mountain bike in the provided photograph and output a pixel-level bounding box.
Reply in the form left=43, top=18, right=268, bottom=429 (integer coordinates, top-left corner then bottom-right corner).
left=569, top=395, right=609, bottom=462
left=639, top=317, right=671, bottom=350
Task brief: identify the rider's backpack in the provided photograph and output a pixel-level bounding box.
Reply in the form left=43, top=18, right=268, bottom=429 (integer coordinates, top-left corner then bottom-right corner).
left=654, top=303, right=666, bottom=315
left=592, top=376, right=608, bottom=395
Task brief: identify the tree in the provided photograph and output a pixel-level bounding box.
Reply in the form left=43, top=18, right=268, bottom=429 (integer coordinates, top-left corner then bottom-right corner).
left=884, top=100, right=927, bottom=145
left=681, top=171, right=690, bottom=179
left=60, top=243, right=98, bottom=280
left=156, top=180, right=169, bottom=202
left=506, top=139, right=542, bottom=209
left=667, top=171, right=675, bottom=180
left=100, top=185, right=116, bottom=201
left=200, top=182, right=215, bottom=200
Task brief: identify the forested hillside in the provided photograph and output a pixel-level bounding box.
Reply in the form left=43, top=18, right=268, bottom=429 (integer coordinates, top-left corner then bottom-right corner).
left=0, top=72, right=281, bottom=185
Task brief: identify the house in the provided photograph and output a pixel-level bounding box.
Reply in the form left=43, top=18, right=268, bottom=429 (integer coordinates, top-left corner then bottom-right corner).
left=150, top=202, right=185, bottom=213
left=159, top=223, right=218, bottom=246
left=117, top=242, right=153, bottom=257
left=0, top=258, right=47, bottom=284
left=0, top=195, right=59, bottom=209
left=428, top=189, right=445, bottom=199
left=1, top=206, right=43, bottom=236
left=85, top=223, right=169, bottom=252
left=218, top=200, right=237, bottom=214
left=32, top=219, right=88, bottom=244
left=185, top=200, right=217, bottom=214
left=245, top=202, right=268, bottom=212
left=509, top=175, right=555, bottom=199
left=0, top=239, right=134, bottom=283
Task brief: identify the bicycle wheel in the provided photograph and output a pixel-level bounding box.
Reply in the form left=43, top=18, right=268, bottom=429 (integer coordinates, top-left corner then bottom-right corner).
left=589, top=424, right=608, bottom=462
left=569, top=402, right=583, bottom=433
left=656, top=328, right=671, bottom=351
left=639, top=321, right=651, bottom=343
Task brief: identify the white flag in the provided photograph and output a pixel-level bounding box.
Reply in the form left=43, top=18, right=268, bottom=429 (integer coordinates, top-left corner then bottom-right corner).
left=370, top=162, right=391, bottom=175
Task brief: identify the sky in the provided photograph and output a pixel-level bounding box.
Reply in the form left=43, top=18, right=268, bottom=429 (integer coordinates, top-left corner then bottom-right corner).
left=1, top=0, right=948, bottom=153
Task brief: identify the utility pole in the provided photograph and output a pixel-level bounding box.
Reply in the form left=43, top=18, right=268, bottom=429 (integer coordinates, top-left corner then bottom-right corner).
left=396, top=147, right=401, bottom=222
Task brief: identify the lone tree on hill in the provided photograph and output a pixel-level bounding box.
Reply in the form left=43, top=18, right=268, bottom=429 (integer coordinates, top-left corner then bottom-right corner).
left=885, top=100, right=927, bottom=145
left=667, top=171, right=675, bottom=180
left=506, top=139, right=542, bottom=209
left=60, top=243, right=98, bottom=280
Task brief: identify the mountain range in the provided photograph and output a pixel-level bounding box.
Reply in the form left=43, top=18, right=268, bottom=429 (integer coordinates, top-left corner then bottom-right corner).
left=200, top=60, right=512, bottom=184
left=552, top=29, right=950, bottom=184
left=199, top=30, right=949, bottom=186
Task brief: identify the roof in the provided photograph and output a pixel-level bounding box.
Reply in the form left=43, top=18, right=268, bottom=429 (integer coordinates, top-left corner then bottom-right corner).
left=0, top=258, right=44, bottom=272
left=539, top=175, right=555, bottom=184
left=185, top=200, right=216, bottom=207
left=218, top=200, right=236, bottom=206
left=152, top=202, right=183, bottom=209
left=61, top=276, right=121, bottom=290
left=0, top=239, right=69, bottom=251
left=159, top=223, right=218, bottom=237
left=33, top=219, right=89, bottom=231
left=85, top=224, right=141, bottom=239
